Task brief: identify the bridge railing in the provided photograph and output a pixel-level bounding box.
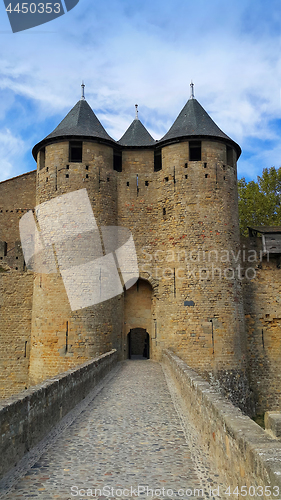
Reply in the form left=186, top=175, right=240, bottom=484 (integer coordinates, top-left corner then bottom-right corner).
left=162, top=349, right=281, bottom=500
left=0, top=349, right=117, bottom=479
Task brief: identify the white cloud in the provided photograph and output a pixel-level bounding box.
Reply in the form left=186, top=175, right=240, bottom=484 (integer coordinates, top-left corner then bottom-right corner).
left=0, top=129, right=26, bottom=182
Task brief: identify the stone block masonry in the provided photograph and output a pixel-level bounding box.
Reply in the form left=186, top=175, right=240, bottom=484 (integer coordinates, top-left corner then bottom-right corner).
left=242, top=235, right=281, bottom=413
left=0, top=270, right=33, bottom=398
left=162, top=349, right=281, bottom=499
left=0, top=171, right=36, bottom=399
left=0, top=349, right=117, bottom=479
left=265, top=412, right=281, bottom=439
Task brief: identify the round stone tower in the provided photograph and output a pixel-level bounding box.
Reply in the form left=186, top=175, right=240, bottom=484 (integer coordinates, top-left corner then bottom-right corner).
left=28, top=92, right=123, bottom=384
left=153, top=89, right=249, bottom=410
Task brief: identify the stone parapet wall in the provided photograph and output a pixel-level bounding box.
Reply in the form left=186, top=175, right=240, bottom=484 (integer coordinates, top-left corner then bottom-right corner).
left=0, top=349, right=117, bottom=480
left=162, top=349, right=281, bottom=499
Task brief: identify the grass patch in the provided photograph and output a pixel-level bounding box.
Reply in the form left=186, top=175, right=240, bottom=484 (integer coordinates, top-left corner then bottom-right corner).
left=252, top=414, right=265, bottom=429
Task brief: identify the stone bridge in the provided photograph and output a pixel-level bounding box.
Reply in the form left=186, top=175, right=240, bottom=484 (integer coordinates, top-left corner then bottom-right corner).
left=0, top=351, right=281, bottom=500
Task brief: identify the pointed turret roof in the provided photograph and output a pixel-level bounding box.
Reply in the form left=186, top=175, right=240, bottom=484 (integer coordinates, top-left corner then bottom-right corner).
left=33, top=99, right=115, bottom=159
left=159, top=97, right=241, bottom=157
left=118, top=118, right=155, bottom=147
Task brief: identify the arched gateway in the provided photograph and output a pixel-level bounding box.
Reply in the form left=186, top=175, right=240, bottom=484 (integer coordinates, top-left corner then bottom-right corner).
left=124, top=279, right=153, bottom=359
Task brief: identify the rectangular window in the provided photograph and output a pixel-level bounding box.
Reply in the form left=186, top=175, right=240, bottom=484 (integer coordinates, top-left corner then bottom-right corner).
left=226, top=146, right=234, bottom=167
left=189, top=141, right=201, bottom=161
left=113, top=151, right=122, bottom=172
left=39, top=148, right=45, bottom=170
left=0, top=241, right=7, bottom=257
left=154, top=150, right=162, bottom=172
left=69, top=141, right=82, bottom=162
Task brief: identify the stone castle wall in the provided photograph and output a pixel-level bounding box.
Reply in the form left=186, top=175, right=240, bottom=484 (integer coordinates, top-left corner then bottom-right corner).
left=1, top=137, right=281, bottom=415
left=0, top=171, right=36, bottom=398
left=242, top=236, right=281, bottom=413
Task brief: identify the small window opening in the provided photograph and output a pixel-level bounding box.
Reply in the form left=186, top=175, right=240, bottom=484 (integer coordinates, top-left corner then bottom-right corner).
left=66, top=165, right=69, bottom=170
left=1, top=242, right=7, bottom=257
left=145, top=181, right=149, bottom=186
left=65, top=321, right=68, bottom=354
left=86, top=174, right=89, bottom=179
left=204, top=163, right=207, bottom=168
left=85, top=165, right=89, bottom=170
left=113, top=151, right=122, bottom=172
left=107, top=177, right=110, bottom=182
left=39, top=148, right=45, bottom=170
left=163, top=207, right=166, bottom=216
left=66, top=174, right=69, bottom=179
left=69, top=141, right=82, bottom=163
left=185, top=175, right=188, bottom=179
left=189, top=141, right=201, bottom=161
left=223, top=176, right=226, bottom=180
left=16, top=256, right=18, bottom=260
left=46, top=167, right=48, bottom=172
left=226, top=146, right=234, bottom=167
left=165, top=177, right=169, bottom=182
left=154, top=150, right=162, bottom=172
left=223, top=165, right=226, bottom=170
left=127, top=181, right=129, bottom=187
left=185, top=163, right=188, bottom=168
left=15, top=267, right=18, bottom=270
left=205, top=174, right=209, bottom=178
left=46, top=177, right=48, bottom=182
left=24, top=341, right=27, bottom=358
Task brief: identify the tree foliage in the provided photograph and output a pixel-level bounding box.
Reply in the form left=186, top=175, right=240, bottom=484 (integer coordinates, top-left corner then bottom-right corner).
left=238, top=167, right=281, bottom=236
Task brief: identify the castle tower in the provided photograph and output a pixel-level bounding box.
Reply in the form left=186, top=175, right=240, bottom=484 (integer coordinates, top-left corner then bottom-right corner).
left=28, top=91, right=123, bottom=384
left=155, top=90, right=249, bottom=409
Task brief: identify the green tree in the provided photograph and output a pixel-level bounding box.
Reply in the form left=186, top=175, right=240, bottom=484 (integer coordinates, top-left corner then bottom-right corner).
left=238, top=167, right=281, bottom=236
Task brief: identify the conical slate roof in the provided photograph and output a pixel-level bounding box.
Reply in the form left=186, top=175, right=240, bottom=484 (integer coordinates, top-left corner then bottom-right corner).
left=118, top=119, right=155, bottom=147
left=160, top=98, right=241, bottom=156
left=33, top=99, right=114, bottom=159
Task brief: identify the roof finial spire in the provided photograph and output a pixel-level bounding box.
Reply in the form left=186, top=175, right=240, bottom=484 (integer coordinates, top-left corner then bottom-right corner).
left=190, top=81, right=194, bottom=99
left=81, top=81, right=85, bottom=100
left=135, top=104, right=139, bottom=120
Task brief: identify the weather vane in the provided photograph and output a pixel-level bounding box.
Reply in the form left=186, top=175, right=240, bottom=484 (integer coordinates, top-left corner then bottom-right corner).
left=81, top=81, right=85, bottom=100
left=135, top=104, right=139, bottom=120
left=190, top=81, right=194, bottom=99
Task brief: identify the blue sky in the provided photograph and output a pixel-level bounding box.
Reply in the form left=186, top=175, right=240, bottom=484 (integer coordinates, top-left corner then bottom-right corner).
left=0, top=0, right=281, bottom=182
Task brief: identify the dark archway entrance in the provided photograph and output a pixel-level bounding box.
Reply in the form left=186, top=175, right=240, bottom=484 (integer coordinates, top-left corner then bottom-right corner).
left=128, top=328, right=150, bottom=359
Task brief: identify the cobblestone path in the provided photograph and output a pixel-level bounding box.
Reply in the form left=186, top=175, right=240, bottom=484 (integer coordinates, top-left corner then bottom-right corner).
left=0, top=361, right=224, bottom=500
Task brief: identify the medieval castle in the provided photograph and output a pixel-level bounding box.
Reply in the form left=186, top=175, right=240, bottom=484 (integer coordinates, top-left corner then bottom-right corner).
left=0, top=85, right=280, bottom=417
